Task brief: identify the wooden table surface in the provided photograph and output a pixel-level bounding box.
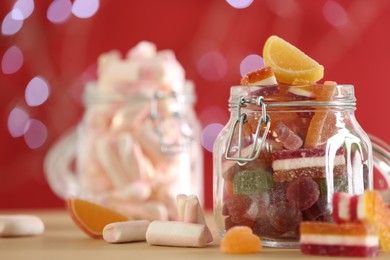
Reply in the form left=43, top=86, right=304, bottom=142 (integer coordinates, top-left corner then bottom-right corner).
left=0, top=210, right=388, bottom=260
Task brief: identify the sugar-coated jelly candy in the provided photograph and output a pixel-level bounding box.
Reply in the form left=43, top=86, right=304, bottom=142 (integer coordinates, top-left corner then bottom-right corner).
left=332, top=191, right=390, bottom=252
left=300, top=221, right=379, bottom=257
left=233, top=169, right=273, bottom=195
left=286, top=177, right=320, bottom=211
left=273, top=121, right=303, bottom=150
left=220, top=226, right=262, bottom=254
left=267, top=201, right=302, bottom=233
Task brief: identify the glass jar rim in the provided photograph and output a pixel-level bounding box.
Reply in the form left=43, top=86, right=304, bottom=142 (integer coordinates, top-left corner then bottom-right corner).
left=229, top=84, right=356, bottom=109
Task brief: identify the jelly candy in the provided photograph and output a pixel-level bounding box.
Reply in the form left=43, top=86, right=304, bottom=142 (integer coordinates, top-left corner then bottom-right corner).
left=233, top=169, right=273, bottom=195
left=272, top=121, right=303, bottom=150
left=271, top=147, right=346, bottom=182
left=224, top=194, right=252, bottom=223
left=300, top=222, right=379, bottom=257
left=286, top=177, right=320, bottom=211
left=302, top=199, right=330, bottom=222
left=240, top=66, right=277, bottom=86
left=224, top=216, right=254, bottom=230
left=332, top=191, right=390, bottom=251
left=220, top=226, right=262, bottom=254
left=267, top=201, right=302, bottom=233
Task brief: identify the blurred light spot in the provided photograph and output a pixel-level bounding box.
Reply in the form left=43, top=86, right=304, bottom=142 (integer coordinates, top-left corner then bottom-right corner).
left=1, top=12, right=23, bottom=35
left=2, top=46, right=23, bottom=74
left=24, top=119, right=48, bottom=149
left=197, top=51, right=227, bottom=82
left=72, top=0, right=100, bottom=19
left=266, top=0, right=299, bottom=17
left=199, top=106, right=229, bottom=126
left=226, top=0, right=254, bottom=9
left=25, top=76, right=50, bottom=107
left=323, top=0, right=348, bottom=27
left=12, top=0, right=34, bottom=21
left=201, top=123, right=224, bottom=152
left=7, top=107, right=29, bottom=138
left=47, top=0, right=72, bottom=24
left=240, top=54, right=264, bottom=77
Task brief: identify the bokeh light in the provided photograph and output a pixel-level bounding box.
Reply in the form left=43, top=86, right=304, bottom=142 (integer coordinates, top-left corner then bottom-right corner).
left=197, top=51, right=228, bottom=82
left=72, top=0, right=100, bottom=19
left=25, top=76, right=50, bottom=107
left=240, top=54, right=264, bottom=77
left=201, top=123, right=224, bottom=152
left=7, top=107, right=29, bottom=138
left=1, top=46, right=24, bottom=74
left=1, top=12, right=24, bottom=35
left=12, top=0, right=34, bottom=21
left=323, top=0, right=348, bottom=27
left=47, top=0, right=72, bottom=24
left=24, top=119, right=48, bottom=149
left=199, top=106, right=229, bottom=126
left=226, top=0, right=254, bottom=9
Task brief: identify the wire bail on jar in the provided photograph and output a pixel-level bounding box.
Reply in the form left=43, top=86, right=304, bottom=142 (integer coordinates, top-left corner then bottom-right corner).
left=224, top=96, right=271, bottom=166
left=150, top=90, right=194, bottom=154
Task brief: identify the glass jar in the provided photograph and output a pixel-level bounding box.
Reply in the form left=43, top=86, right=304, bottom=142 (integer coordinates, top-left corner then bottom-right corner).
left=213, top=84, right=373, bottom=248
left=45, top=80, right=203, bottom=221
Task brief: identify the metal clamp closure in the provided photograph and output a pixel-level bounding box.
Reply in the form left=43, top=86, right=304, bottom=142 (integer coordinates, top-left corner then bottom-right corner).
left=224, top=96, right=271, bottom=166
left=150, top=91, right=193, bottom=154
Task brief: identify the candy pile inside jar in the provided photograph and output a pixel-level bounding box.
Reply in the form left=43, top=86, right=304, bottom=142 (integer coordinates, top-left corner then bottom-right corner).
left=220, top=35, right=370, bottom=243
left=77, top=41, right=202, bottom=221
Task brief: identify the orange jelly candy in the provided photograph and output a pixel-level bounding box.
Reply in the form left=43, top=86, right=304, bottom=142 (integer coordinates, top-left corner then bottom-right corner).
left=220, top=226, right=262, bottom=254
left=304, top=83, right=338, bottom=148
left=364, top=190, right=390, bottom=252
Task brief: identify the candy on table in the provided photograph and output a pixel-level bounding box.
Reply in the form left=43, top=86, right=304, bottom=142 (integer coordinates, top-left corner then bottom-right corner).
left=0, top=215, right=44, bottom=237
left=271, top=147, right=346, bottom=182
left=332, top=191, right=390, bottom=251
left=220, top=226, right=262, bottom=254
left=67, top=197, right=129, bottom=239
left=272, top=121, right=303, bottom=150
left=102, top=220, right=150, bottom=243
left=176, top=194, right=213, bottom=242
left=145, top=221, right=209, bottom=248
left=300, top=221, right=379, bottom=257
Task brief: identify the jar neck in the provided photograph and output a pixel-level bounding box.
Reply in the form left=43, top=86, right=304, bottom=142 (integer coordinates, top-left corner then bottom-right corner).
left=228, top=84, right=356, bottom=112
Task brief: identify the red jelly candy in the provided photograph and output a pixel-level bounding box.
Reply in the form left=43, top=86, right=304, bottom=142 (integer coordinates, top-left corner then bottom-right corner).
left=273, top=121, right=303, bottom=150
left=267, top=201, right=302, bottom=233
left=286, top=177, right=320, bottom=210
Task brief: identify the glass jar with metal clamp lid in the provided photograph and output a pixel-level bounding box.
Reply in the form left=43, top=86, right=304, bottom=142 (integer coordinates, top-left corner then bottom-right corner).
left=213, top=84, right=374, bottom=248
left=45, top=80, right=203, bottom=221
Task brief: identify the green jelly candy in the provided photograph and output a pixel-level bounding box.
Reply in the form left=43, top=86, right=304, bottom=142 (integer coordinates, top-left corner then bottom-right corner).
left=233, top=169, right=273, bottom=195
left=318, top=175, right=348, bottom=198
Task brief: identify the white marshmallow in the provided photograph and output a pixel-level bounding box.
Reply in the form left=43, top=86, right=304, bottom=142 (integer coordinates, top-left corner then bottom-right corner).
left=146, top=221, right=208, bottom=248
left=103, top=220, right=150, bottom=243
left=0, top=215, right=44, bottom=237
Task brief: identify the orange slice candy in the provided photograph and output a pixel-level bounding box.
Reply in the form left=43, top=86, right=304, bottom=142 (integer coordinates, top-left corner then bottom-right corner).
left=263, top=35, right=324, bottom=84
left=304, top=82, right=338, bottom=148
left=67, top=197, right=129, bottom=238
left=220, top=226, right=262, bottom=254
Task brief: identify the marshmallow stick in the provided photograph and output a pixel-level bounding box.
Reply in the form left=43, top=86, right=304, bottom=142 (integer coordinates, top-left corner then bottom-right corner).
left=146, top=221, right=208, bottom=248
left=96, top=136, right=129, bottom=188
left=103, top=220, right=150, bottom=243
left=0, top=215, right=44, bottom=237
left=176, top=194, right=213, bottom=243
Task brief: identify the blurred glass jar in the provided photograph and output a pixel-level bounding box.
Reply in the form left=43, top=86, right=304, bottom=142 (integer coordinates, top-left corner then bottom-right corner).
left=45, top=81, right=203, bottom=221
left=213, top=84, right=374, bottom=247
left=45, top=42, right=203, bottom=221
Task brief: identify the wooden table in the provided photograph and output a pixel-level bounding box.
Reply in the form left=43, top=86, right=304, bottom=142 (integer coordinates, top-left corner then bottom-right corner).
left=0, top=210, right=388, bottom=260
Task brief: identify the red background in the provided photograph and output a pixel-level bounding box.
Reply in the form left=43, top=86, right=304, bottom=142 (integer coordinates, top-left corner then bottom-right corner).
left=1, top=0, right=390, bottom=210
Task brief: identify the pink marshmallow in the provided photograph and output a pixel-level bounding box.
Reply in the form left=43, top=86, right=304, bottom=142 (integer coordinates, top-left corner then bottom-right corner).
left=0, top=215, right=44, bottom=237
left=146, top=221, right=208, bottom=248
left=103, top=220, right=150, bottom=243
